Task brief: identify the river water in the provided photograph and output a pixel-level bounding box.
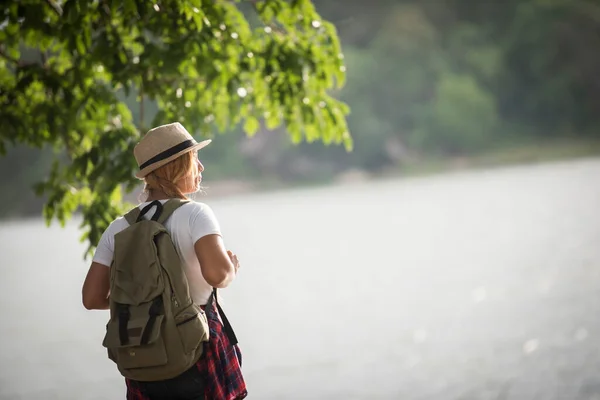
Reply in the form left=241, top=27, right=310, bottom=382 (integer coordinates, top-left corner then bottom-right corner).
left=1, top=158, right=600, bottom=399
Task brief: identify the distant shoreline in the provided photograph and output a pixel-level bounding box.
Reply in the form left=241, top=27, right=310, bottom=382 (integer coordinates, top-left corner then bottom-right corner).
left=2, top=137, right=600, bottom=222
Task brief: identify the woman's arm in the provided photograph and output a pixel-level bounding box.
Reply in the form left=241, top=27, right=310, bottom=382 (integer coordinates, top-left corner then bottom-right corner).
left=82, top=262, right=110, bottom=310
left=83, top=218, right=117, bottom=310
left=194, top=234, right=237, bottom=288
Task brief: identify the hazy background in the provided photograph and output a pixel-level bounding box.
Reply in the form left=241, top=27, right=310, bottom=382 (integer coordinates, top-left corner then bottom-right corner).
left=2, top=0, right=600, bottom=399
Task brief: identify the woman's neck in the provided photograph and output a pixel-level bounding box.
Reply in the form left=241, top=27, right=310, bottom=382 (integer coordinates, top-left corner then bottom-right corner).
left=145, top=190, right=187, bottom=202
left=145, top=190, right=170, bottom=202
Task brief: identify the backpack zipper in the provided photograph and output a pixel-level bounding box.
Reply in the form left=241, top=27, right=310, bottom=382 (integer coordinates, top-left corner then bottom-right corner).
left=162, top=267, right=180, bottom=308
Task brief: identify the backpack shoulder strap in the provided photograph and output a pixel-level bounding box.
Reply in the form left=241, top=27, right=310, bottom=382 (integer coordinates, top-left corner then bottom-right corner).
left=123, top=206, right=142, bottom=225
left=122, top=199, right=188, bottom=226
left=156, top=198, right=190, bottom=224
left=209, top=288, right=239, bottom=347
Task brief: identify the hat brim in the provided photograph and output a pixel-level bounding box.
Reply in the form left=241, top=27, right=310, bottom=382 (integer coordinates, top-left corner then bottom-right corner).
left=135, top=139, right=212, bottom=179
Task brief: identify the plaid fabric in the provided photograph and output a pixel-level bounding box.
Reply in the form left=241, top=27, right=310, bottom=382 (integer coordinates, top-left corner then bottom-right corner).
left=125, top=381, right=146, bottom=400
left=125, top=301, right=247, bottom=400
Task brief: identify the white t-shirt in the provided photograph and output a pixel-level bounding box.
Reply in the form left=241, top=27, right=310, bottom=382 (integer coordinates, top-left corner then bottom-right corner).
left=92, top=200, right=222, bottom=305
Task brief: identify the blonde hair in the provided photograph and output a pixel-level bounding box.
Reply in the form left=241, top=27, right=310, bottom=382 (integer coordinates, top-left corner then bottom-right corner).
left=142, top=151, right=195, bottom=200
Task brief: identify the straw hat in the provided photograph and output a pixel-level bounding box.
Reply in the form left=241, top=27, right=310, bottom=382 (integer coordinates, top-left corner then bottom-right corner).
left=133, top=122, right=211, bottom=179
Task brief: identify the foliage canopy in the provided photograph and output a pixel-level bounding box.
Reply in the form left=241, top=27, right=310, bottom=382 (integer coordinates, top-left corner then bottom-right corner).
left=0, top=0, right=350, bottom=256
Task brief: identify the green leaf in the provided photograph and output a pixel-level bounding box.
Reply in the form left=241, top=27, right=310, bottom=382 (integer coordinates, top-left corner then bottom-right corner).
left=243, top=116, right=260, bottom=136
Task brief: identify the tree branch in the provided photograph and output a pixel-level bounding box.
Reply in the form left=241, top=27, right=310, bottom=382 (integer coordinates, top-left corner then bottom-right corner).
left=40, top=50, right=48, bottom=67
left=0, top=47, right=45, bottom=69
left=44, top=0, right=63, bottom=16
left=140, top=86, right=145, bottom=132
left=250, top=0, right=288, bottom=35
left=0, top=47, right=19, bottom=64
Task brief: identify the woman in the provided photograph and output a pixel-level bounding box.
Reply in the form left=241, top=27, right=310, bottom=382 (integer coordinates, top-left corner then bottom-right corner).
left=82, top=122, right=247, bottom=400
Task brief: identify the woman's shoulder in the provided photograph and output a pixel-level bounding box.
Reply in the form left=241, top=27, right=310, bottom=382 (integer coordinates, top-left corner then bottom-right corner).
left=105, top=215, right=129, bottom=234
left=94, top=216, right=128, bottom=254
left=179, top=200, right=215, bottom=215
left=178, top=200, right=221, bottom=233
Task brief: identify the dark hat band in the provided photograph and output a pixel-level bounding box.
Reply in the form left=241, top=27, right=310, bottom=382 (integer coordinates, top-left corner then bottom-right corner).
left=139, top=139, right=196, bottom=170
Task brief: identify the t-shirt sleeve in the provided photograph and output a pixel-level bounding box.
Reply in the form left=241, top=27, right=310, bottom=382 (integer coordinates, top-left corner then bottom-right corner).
left=92, top=219, right=120, bottom=267
left=188, top=202, right=222, bottom=243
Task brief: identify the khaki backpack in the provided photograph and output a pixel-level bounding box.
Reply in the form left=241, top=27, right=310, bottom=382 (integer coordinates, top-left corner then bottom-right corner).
left=102, top=199, right=209, bottom=381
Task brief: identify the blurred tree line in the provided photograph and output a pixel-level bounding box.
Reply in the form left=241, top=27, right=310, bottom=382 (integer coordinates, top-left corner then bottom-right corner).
left=298, top=0, right=600, bottom=172
left=2, top=0, right=600, bottom=218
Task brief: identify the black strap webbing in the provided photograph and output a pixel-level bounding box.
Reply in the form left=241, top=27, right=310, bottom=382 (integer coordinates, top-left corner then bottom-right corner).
left=117, top=303, right=130, bottom=346
left=210, top=288, right=239, bottom=346
left=140, top=297, right=163, bottom=345
left=137, top=200, right=164, bottom=222
left=123, top=199, right=189, bottom=226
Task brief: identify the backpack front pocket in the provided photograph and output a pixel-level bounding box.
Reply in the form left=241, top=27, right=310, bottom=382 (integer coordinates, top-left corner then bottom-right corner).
left=103, top=308, right=168, bottom=369
left=116, top=332, right=167, bottom=369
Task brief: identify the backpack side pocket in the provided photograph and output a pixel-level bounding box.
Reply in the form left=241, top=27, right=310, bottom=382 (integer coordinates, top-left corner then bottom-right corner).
left=175, top=303, right=209, bottom=354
